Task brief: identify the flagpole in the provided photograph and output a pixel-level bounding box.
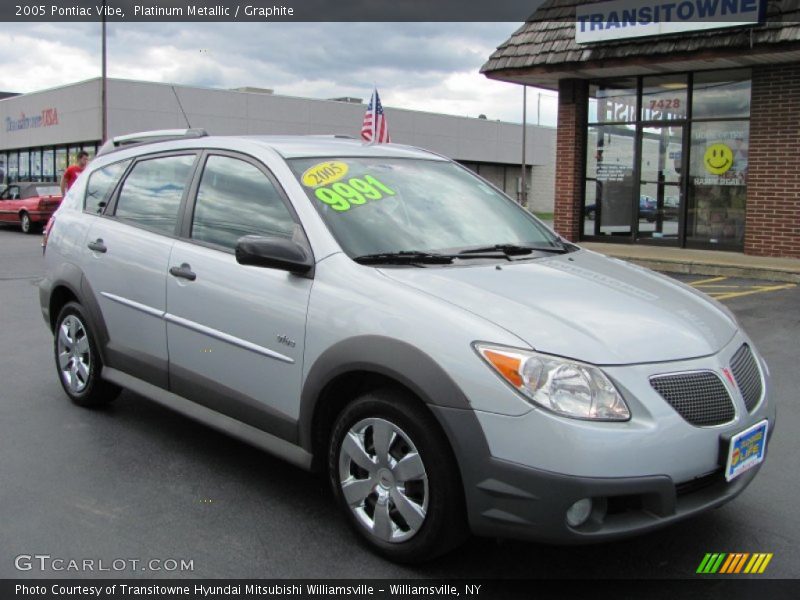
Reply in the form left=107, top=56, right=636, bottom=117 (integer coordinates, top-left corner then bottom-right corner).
left=101, top=0, right=107, bottom=143
left=371, top=89, right=377, bottom=144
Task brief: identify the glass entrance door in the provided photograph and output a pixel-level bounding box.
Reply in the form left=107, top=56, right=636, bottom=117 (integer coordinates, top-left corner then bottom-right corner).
left=637, top=124, right=683, bottom=243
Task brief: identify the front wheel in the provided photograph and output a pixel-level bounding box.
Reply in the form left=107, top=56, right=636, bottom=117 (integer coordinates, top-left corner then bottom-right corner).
left=54, top=302, right=120, bottom=407
left=328, top=389, right=467, bottom=563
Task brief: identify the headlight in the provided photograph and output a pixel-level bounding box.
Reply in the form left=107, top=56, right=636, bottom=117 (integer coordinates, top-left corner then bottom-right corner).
left=475, top=344, right=630, bottom=421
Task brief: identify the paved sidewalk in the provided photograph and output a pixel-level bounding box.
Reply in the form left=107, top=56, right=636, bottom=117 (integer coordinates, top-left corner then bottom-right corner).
left=580, top=242, right=800, bottom=283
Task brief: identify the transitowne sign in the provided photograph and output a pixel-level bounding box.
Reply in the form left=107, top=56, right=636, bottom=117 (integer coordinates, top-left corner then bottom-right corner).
left=575, top=0, right=763, bottom=44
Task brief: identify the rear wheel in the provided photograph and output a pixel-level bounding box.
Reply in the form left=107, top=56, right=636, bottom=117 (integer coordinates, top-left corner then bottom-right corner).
left=54, top=302, right=120, bottom=407
left=20, top=212, right=33, bottom=234
left=328, top=388, right=467, bottom=562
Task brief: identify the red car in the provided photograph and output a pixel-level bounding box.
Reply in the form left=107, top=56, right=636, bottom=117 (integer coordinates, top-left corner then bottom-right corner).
left=0, top=181, right=63, bottom=233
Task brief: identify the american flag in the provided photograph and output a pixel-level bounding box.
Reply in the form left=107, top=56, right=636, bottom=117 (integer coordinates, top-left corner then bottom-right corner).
left=361, top=89, right=391, bottom=143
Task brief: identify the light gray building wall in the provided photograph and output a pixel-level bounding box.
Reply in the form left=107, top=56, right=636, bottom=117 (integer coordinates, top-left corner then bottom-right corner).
left=1, top=78, right=556, bottom=210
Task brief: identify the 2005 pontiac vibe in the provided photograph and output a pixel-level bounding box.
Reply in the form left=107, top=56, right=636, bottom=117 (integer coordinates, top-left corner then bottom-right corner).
left=40, top=130, right=775, bottom=562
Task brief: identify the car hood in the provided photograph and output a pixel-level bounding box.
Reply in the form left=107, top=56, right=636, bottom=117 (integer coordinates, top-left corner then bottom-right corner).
left=378, top=249, right=737, bottom=365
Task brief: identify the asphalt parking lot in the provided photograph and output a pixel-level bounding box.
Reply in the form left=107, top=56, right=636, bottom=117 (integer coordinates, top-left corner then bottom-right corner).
left=1, top=226, right=798, bottom=580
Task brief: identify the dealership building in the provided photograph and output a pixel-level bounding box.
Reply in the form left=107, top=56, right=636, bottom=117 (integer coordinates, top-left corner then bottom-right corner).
left=483, top=0, right=800, bottom=258
left=0, top=77, right=556, bottom=212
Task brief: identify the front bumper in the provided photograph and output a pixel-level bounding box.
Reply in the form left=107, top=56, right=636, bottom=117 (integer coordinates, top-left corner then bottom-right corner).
left=434, top=404, right=773, bottom=544
left=431, top=333, right=776, bottom=544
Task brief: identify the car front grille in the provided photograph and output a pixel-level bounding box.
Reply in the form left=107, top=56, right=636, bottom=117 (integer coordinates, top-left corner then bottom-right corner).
left=729, top=344, right=763, bottom=412
left=650, top=371, right=735, bottom=426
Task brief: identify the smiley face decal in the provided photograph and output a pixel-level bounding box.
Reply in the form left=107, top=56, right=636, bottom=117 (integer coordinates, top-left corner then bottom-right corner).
left=704, top=143, right=734, bottom=175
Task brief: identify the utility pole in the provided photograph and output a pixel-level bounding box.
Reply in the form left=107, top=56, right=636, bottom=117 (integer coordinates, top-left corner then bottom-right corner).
left=521, top=85, right=527, bottom=208
left=101, top=0, right=107, bottom=143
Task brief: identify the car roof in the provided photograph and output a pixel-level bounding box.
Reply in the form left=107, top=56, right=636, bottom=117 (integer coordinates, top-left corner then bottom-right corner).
left=97, top=130, right=447, bottom=162
left=241, top=136, right=445, bottom=160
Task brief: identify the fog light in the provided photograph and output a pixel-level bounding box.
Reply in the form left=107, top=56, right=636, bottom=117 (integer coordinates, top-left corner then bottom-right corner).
left=566, top=498, right=593, bottom=527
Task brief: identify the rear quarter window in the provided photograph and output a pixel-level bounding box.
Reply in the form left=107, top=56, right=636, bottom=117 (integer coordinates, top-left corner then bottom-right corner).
left=84, top=159, right=131, bottom=214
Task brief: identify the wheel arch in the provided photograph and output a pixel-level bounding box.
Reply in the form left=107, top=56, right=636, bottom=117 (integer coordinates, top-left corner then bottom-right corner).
left=299, top=336, right=472, bottom=471
left=45, top=264, right=110, bottom=362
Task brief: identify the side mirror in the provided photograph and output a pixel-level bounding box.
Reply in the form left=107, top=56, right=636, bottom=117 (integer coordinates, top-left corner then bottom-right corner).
left=235, top=235, right=313, bottom=275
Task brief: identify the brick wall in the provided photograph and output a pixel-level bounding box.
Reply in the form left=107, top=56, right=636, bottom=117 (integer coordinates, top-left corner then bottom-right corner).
left=746, top=63, right=800, bottom=258
left=554, top=79, right=588, bottom=240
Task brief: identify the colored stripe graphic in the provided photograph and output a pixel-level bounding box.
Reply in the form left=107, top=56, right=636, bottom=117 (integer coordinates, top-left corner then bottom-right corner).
left=699, top=553, right=773, bottom=574
left=697, top=553, right=727, bottom=574
left=759, top=554, right=773, bottom=573
left=734, top=553, right=750, bottom=573
left=720, top=554, right=736, bottom=574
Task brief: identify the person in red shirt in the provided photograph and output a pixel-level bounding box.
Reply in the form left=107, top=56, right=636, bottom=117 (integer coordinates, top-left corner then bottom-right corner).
left=60, top=150, right=90, bottom=195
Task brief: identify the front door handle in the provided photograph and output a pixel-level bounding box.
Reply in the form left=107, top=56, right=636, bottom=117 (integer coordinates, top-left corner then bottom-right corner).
left=87, top=239, right=107, bottom=253
left=169, top=263, right=197, bottom=281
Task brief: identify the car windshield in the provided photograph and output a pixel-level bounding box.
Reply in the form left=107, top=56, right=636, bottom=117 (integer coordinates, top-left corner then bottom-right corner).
left=287, top=157, right=560, bottom=258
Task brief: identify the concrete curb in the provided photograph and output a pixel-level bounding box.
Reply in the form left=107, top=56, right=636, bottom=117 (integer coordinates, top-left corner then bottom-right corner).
left=578, top=242, right=800, bottom=283
left=618, top=258, right=800, bottom=283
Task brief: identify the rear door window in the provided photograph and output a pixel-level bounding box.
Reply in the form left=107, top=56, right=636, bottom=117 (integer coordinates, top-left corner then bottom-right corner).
left=114, top=155, right=196, bottom=235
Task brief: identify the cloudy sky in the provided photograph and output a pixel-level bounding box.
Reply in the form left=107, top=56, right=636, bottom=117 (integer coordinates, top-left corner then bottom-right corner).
left=0, top=22, right=558, bottom=126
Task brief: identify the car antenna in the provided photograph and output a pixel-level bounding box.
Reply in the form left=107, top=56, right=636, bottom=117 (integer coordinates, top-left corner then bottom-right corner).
left=171, top=85, right=192, bottom=128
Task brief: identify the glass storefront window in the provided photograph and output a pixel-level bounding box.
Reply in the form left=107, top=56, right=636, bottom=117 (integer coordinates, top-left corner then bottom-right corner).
left=638, top=124, right=683, bottom=240
left=687, top=121, right=749, bottom=247
left=43, top=149, right=55, bottom=181
left=589, top=78, right=638, bottom=125
left=8, top=153, right=19, bottom=183
left=641, top=75, right=687, bottom=121
left=30, top=150, right=42, bottom=181
left=56, top=148, right=67, bottom=180
left=583, top=68, right=751, bottom=251
left=584, top=125, right=636, bottom=236
left=19, top=152, right=29, bottom=179
left=692, top=69, right=751, bottom=119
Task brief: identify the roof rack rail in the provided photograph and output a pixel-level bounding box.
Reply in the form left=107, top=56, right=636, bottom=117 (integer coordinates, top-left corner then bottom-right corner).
left=302, top=134, right=356, bottom=139
left=96, top=128, right=209, bottom=157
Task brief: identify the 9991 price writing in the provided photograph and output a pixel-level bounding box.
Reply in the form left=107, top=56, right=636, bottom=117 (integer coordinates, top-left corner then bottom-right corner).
left=314, top=175, right=395, bottom=212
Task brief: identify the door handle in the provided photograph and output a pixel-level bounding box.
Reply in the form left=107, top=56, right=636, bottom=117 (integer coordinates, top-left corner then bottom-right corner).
left=169, top=263, right=197, bottom=281
left=87, top=239, right=107, bottom=253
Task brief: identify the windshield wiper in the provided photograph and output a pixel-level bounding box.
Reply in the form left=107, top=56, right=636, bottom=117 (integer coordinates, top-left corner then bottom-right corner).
left=458, top=242, right=567, bottom=255
left=354, top=249, right=518, bottom=265
left=354, top=251, right=454, bottom=265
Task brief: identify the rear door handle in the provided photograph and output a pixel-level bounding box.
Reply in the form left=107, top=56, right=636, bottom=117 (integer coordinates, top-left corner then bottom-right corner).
left=169, top=263, right=197, bottom=281
left=87, top=239, right=107, bottom=253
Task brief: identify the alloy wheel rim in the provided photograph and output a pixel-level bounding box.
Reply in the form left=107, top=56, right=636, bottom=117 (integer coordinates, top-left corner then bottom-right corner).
left=21, top=214, right=30, bottom=231
left=338, top=417, right=429, bottom=543
left=57, top=315, right=91, bottom=394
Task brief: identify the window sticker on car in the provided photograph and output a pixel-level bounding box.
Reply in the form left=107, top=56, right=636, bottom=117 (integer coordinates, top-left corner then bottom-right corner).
left=314, top=175, right=396, bottom=212
left=301, top=161, right=349, bottom=188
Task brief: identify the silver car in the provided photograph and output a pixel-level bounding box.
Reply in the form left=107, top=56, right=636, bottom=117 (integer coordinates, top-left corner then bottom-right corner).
left=40, top=130, right=775, bottom=562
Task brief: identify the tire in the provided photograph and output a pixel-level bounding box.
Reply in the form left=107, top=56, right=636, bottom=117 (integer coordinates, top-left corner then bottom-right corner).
left=53, top=301, right=121, bottom=408
left=328, top=388, right=467, bottom=563
left=20, top=212, right=33, bottom=234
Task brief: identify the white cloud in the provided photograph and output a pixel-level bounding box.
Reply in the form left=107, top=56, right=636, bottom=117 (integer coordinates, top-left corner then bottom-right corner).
left=0, top=22, right=558, bottom=126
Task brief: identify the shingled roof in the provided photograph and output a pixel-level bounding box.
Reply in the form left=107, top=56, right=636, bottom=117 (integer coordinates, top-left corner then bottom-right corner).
left=482, top=0, right=800, bottom=88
